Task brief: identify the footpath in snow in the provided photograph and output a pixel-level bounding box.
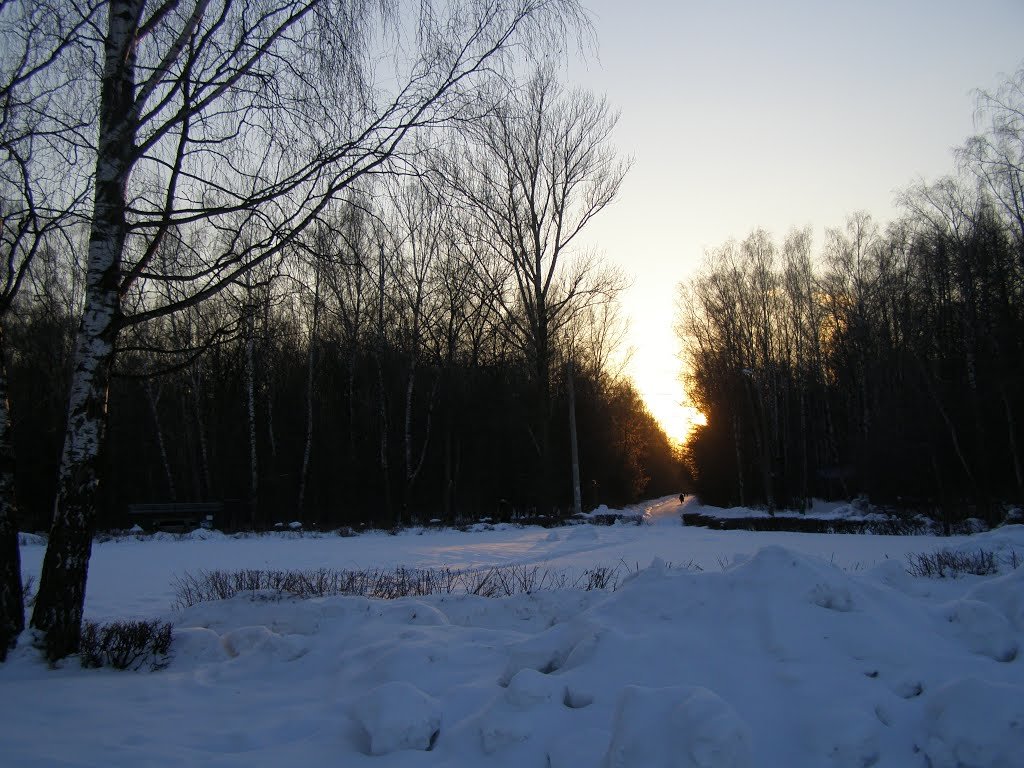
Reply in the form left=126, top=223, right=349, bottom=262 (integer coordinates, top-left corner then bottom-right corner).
left=4, top=498, right=1024, bottom=767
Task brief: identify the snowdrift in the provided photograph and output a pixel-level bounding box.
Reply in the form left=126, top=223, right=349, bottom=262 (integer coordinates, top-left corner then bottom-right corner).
left=4, top=524, right=1024, bottom=767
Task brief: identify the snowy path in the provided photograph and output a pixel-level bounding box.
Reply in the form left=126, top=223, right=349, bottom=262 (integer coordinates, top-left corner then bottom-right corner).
left=642, top=495, right=686, bottom=525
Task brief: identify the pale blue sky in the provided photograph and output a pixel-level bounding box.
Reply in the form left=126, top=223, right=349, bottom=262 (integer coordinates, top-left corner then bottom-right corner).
left=567, top=0, right=1024, bottom=440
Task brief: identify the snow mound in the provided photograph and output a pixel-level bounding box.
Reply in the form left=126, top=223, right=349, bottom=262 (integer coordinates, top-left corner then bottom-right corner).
left=966, top=564, right=1024, bottom=629
left=17, top=532, right=45, bottom=545
left=548, top=726, right=609, bottom=768
left=171, top=627, right=229, bottom=664
left=939, top=598, right=1018, bottom=661
left=810, top=706, right=880, bottom=768
left=186, top=527, right=227, bottom=541
left=503, top=666, right=563, bottom=708
left=499, top=619, right=597, bottom=684
left=220, top=625, right=309, bottom=662
left=351, top=681, right=441, bottom=755
left=477, top=667, right=567, bottom=755
left=923, top=677, right=1024, bottom=768
left=868, top=558, right=916, bottom=593
left=604, top=685, right=751, bottom=768
left=808, top=581, right=856, bottom=612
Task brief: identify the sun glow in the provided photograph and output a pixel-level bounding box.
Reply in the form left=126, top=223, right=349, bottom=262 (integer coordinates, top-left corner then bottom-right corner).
left=629, top=362, right=705, bottom=446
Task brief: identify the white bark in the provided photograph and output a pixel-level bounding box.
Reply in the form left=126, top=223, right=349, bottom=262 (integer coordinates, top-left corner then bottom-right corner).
left=31, top=0, right=141, bottom=659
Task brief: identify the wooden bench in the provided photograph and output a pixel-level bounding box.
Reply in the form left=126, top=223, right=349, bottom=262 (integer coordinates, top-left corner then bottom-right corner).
left=127, top=502, right=224, bottom=532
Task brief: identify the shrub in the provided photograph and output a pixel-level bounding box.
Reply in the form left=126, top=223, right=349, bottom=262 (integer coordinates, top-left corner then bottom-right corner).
left=171, top=563, right=633, bottom=610
left=904, top=549, right=1019, bottom=578
left=79, top=619, right=173, bottom=671
left=22, top=574, right=36, bottom=608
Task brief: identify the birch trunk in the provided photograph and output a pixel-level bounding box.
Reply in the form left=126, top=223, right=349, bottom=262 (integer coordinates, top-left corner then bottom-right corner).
left=0, top=329, right=24, bottom=660
left=143, top=379, right=176, bottom=501
left=30, top=0, right=141, bottom=660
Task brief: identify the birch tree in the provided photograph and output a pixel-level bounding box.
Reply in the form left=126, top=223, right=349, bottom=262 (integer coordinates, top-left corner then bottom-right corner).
left=0, top=0, right=95, bottom=659
left=30, top=0, right=587, bottom=660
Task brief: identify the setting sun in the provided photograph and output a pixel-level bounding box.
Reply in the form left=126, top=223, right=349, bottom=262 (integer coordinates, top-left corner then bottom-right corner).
left=628, top=359, right=705, bottom=446
left=619, top=304, right=705, bottom=446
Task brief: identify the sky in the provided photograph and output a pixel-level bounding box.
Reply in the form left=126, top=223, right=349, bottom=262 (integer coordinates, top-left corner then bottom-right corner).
left=566, top=0, right=1024, bottom=442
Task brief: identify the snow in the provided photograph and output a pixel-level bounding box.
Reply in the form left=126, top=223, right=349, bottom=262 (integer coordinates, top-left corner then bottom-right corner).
left=922, top=678, right=1024, bottom=768
left=4, top=496, right=1024, bottom=767
left=680, top=496, right=907, bottom=523
left=603, top=685, right=751, bottom=768
left=352, top=681, right=442, bottom=755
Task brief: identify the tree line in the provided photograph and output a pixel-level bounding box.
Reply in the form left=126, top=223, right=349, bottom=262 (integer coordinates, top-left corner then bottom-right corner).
left=677, top=65, right=1024, bottom=528
left=0, top=0, right=678, bottom=661
left=8, top=172, right=678, bottom=533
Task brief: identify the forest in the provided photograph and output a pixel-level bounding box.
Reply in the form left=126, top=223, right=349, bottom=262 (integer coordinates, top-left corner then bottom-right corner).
left=677, top=66, right=1024, bottom=530
left=7, top=103, right=680, bottom=534
left=0, top=0, right=683, bottom=660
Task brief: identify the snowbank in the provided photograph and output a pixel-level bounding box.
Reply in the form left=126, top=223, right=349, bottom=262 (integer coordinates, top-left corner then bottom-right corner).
left=6, top=519, right=1024, bottom=766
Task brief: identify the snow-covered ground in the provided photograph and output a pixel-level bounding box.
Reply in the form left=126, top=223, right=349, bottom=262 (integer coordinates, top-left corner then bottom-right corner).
left=4, top=496, right=1024, bottom=767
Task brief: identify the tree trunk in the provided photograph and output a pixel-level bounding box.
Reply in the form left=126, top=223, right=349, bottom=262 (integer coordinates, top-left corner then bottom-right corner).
left=535, top=323, right=552, bottom=512
left=377, top=358, right=393, bottom=523
left=1002, top=386, right=1024, bottom=500
left=245, top=310, right=259, bottom=527
left=377, top=245, right=393, bottom=523
left=0, top=329, right=24, bottom=660
left=31, top=0, right=141, bottom=660
left=567, top=360, right=582, bottom=518
left=298, top=267, right=321, bottom=516
left=143, top=379, right=176, bottom=501
left=190, top=366, right=211, bottom=498
left=402, top=358, right=416, bottom=523
left=732, top=410, right=745, bottom=508
left=443, top=422, right=453, bottom=521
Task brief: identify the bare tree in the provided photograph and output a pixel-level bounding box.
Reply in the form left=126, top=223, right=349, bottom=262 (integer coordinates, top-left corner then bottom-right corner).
left=30, top=0, right=588, bottom=659
left=440, top=64, right=629, bottom=507
left=959, top=65, right=1024, bottom=248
